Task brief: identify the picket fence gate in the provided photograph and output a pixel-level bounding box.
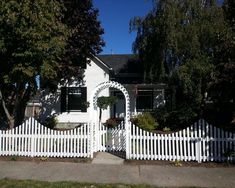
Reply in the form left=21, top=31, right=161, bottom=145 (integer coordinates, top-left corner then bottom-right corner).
left=0, top=118, right=91, bottom=158
left=0, top=118, right=234, bottom=163
left=97, top=121, right=126, bottom=152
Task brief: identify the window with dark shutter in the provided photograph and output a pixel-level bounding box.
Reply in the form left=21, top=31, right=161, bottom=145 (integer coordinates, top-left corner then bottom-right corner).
left=61, top=87, right=67, bottom=112
left=136, top=88, right=153, bottom=111
left=80, top=87, right=87, bottom=112
left=60, top=87, right=87, bottom=112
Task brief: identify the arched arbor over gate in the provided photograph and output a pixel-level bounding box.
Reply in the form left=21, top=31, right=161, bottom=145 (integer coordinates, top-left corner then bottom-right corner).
left=89, top=81, right=131, bottom=158
left=90, top=81, right=130, bottom=123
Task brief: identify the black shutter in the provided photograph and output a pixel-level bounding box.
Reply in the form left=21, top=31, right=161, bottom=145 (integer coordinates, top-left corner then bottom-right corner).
left=81, top=87, right=87, bottom=112
left=61, top=87, right=67, bottom=112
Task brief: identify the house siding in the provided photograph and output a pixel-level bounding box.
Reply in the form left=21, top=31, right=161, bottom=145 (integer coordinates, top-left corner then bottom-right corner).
left=40, top=59, right=110, bottom=124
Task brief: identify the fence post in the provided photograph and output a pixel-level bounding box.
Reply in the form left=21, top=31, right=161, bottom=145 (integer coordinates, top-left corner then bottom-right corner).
left=31, top=135, right=35, bottom=157
left=0, top=130, right=2, bottom=155
left=90, top=122, right=94, bottom=158
left=126, top=120, right=131, bottom=159
left=30, top=118, right=35, bottom=157
left=196, top=138, right=202, bottom=163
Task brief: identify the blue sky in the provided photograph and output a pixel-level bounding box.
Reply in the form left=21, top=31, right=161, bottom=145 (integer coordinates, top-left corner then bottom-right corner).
left=93, top=0, right=153, bottom=55
left=93, top=0, right=224, bottom=55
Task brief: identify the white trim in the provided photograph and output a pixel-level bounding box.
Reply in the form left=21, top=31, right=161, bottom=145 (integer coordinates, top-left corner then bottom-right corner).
left=27, top=102, right=41, bottom=106
left=91, top=55, right=112, bottom=71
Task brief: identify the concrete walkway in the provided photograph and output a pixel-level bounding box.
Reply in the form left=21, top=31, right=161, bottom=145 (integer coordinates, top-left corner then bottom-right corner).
left=92, top=152, right=124, bottom=164
left=0, top=160, right=234, bottom=188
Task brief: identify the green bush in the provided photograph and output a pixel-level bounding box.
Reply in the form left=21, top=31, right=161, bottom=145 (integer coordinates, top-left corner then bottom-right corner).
left=153, top=106, right=198, bottom=131
left=104, top=118, right=118, bottom=128
left=163, top=127, right=171, bottom=132
left=166, top=107, right=198, bottom=130
left=152, top=106, right=168, bottom=129
left=132, top=112, right=158, bottom=131
left=44, top=115, right=58, bottom=129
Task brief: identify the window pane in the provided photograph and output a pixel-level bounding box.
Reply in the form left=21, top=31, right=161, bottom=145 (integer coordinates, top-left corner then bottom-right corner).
left=136, top=89, right=153, bottom=110
left=64, top=87, right=87, bottom=112
left=68, top=94, right=82, bottom=111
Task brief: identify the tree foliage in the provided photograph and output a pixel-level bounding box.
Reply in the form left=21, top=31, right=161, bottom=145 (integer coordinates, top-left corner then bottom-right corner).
left=206, top=0, right=235, bottom=128
left=0, top=0, right=104, bottom=128
left=0, top=0, right=67, bottom=128
left=97, top=96, right=117, bottom=122
left=131, top=0, right=225, bottom=81
left=55, top=0, right=104, bottom=82
left=131, top=0, right=235, bottom=129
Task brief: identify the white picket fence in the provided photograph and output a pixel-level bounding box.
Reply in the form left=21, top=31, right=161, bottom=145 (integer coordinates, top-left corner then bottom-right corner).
left=97, top=121, right=126, bottom=152
left=0, top=118, right=91, bottom=158
left=129, top=119, right=235, bottom=163
left=0, top=118, right=234, bottom=163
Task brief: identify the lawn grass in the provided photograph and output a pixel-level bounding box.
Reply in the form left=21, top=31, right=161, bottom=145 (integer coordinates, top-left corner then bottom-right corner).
left=0, top=179, right=152, bottom=188
left=0, top=179, right=200, bottom=188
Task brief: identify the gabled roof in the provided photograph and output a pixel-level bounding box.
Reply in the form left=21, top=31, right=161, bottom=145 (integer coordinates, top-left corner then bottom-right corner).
left=95, top=54, right=145, bottom=84
left=91, top=54, right=112, bottom=71
left=97, top=54, right=138, bottom=73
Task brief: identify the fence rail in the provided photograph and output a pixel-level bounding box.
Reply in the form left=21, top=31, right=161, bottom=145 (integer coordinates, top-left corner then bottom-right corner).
left=129, top=119, right=235, bottom=162
left=0, top=118, right=91, bottom=158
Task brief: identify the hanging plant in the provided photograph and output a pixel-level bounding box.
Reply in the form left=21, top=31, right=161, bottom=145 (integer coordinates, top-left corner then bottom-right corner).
left=97, top=96, right=118, bottom=121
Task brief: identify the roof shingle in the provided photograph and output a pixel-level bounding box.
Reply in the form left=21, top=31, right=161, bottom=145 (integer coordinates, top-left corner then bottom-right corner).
left=97, top=54, right=138, bottom=73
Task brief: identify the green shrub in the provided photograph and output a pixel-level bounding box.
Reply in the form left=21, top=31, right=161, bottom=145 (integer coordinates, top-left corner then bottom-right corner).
left=163, top=127, right=171, bottom=132
left=104, top=118, right=118, bottom=128
left=166, top=107, right=198, bottom=130
left=152, top=106, right=168, bottom=129
left=153, top=106, right=198, bottom=131
left=132, top=112, right=158, bottom=131
left=44, top=115, right=58, bottom=129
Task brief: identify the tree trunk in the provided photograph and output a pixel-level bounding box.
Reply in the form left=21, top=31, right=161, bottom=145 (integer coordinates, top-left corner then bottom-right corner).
left=0, top=83, right=29, bottom=129
left=14, top=83, right=32, bottom=127
left=0, top=89, right=14, bottom=129
left=99, top=108, right=102, bottom=122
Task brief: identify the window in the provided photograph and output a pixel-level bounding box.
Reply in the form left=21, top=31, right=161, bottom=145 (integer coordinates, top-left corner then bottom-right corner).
left=136, top=88, right=153, bottom=111
left=61, top=87, right=87, bottom=112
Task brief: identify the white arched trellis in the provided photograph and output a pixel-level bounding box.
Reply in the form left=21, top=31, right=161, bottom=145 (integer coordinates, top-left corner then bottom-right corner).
left=89, top=81, right=130, bottom=124
left=89, top=81, right=131, bottom=159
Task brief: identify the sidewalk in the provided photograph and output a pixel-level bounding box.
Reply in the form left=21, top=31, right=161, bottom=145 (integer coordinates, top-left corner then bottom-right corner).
left=0, top=160, right=234, bottom=188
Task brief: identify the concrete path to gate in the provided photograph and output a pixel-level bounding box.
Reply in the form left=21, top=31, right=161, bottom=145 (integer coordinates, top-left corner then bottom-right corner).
left=92, top=152, right=124, bottom=164
left=0, top=160, right=234, bottom=188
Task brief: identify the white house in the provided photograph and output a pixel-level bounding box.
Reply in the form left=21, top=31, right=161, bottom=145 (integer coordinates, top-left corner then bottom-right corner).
left=37, top=54, right=166, bottom=128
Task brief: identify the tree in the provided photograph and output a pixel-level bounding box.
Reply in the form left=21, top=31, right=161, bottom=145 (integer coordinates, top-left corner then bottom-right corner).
left=223, top=0, right=235, bottom=30
left=57, top=0, right=104, bottom=82
left=0, top=0, right=104, bottom=128
left=131, top=0, right=225, bottom=81
left=97, top=96, right=117, bottom=122
left=205, top=0, right=235, bottom=128
left=41, top=0, right=105, bottom=89
left=0, top=0, right=67, bottom=128
left=130, top=0, right=231, bottom=128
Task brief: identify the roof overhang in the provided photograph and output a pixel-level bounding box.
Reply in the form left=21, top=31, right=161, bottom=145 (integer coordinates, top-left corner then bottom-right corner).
left=91, top=54, right=113, bottom=71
